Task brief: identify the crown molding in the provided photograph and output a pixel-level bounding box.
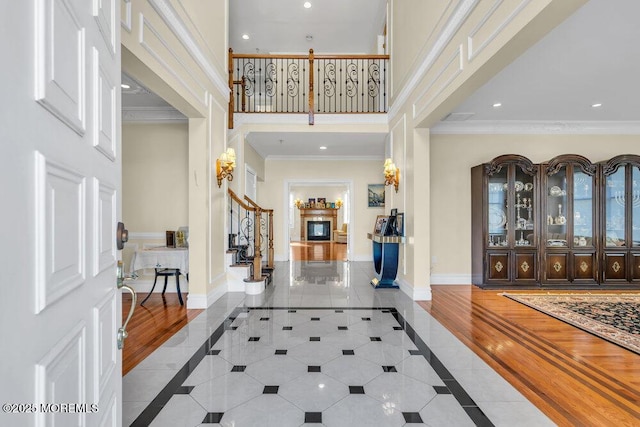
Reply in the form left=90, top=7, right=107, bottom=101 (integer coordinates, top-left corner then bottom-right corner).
left=122, top=106, right=187, bottom=123
left=430, top=120, right=640, bottom=135
left=148, top=0, right=229, bottom=101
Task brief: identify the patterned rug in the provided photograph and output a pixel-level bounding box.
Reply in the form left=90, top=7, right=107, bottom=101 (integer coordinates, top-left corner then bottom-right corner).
left=502, top=293, right=640, bottom=355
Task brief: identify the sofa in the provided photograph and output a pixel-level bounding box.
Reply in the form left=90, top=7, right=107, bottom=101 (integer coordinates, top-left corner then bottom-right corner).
left=333, top=223, right=348, bottom=243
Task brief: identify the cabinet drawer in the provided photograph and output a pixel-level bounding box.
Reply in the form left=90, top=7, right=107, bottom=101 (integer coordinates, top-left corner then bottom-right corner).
left=633, top=254, right=640, bottom=280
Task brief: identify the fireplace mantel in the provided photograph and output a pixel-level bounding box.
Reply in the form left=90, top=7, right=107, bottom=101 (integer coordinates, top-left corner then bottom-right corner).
left=299, top=208, right=338, bottom=241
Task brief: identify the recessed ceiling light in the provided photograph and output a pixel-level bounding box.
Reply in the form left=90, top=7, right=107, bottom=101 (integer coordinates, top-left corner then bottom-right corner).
left=242, top=34, right=249, bottom=40
left=492, top=102, right=502, bottom=108
left=121, top=84, right=130, bottom=89
left=319, top=146, right=327, bottom=150
left=591, top=103, right=602, bottom=108
left=304, top=1, right=312, bottom=8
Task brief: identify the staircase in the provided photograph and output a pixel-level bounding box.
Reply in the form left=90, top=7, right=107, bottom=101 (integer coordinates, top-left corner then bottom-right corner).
left=227, top=189, right=274, bottom=294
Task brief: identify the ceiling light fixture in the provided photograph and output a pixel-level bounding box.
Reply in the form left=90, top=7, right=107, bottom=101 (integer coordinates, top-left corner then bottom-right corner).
left=591, top=103, right=602, bottom=108
left=121, top=84, right=130, bottom=89
left=319, top=146, right=327, bottom=150
left=304, top=1, right=312, bottom=8
left=492, top=102, right=502, bottom=107
left=306, top=35, right=313, bottom=42
left=242, top=34, right=249, bottom=40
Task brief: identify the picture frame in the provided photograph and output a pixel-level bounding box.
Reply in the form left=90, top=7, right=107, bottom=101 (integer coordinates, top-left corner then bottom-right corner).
left=368, top=184, right=385, bottom=207
left=395, top=213, right=404, bottom=237
left=166, top=230, right=176, bottom=248
left=308, top=198, right=316, bottom=205
left=373, top=215, right=389, bottom=236
left=317, top=197, right=326, bottom=204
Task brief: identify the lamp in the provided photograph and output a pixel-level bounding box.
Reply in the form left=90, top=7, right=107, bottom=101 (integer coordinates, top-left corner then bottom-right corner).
left=335, top=198, right=343, bottom=208
left=216, top=148, right=236, bottom=187
left=383, top=158, right=400, bottom=192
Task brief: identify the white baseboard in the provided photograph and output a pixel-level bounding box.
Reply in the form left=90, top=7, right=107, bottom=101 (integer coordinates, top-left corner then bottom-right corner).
left=187, top=273, right=227, bottom=309
left=396, top=278, right=432, bottom=301
left=274, top=254, right=288, bottom=262
left=350, top=254, right=370, bottom=262
left=430, top=274, right=472, bottom=285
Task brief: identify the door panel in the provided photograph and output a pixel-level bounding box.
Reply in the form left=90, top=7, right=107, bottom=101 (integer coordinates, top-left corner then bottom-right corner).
left=488, top=253, right=509, bottom=281
left=2, top=0, right=122, bottom=425
left=573, top=253, right=595, bottom=281
left=603, top=253, right=626, bottom=281
left=515, top=253, right=536, bottom=281
left=632, top=254, right=640, bottom=280
left=546, top=254, right=567, bottom=281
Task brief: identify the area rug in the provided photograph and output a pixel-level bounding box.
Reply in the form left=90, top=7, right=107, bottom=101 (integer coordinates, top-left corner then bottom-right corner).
left=502, top=293, right=640, bottom=355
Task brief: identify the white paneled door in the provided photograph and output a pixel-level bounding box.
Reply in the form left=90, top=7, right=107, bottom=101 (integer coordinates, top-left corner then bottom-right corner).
left=0, top=0, right=122, bottom=426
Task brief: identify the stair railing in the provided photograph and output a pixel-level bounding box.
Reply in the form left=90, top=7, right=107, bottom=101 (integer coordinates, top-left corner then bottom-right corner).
left=227, top=189, right=263, bottom=281
left=244, top=195, right=274, bottom=270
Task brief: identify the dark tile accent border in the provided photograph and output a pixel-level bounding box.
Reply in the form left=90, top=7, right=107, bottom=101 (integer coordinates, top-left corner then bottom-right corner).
left=206, top=349, right=221, bottom=356
left=282, top=326, right=293, bottom=330
left=132, top=306, right=493, bottom=427
left=263, top=385, right=279, bottom=394
left=308, top=365, right=321, bottom=372
left=275, top=349, right=287, bottom=355
left=342, top=349, right=355, bottom=355
left=202, top=412, right=224, bottom=423
left=349, top=385, right=365, bottom=394
left=174, top=386, right=194, bottom=394
left=370, top=337, right=382, bottom=341
left=382, top=366, right=397, bottom=372
left=310, top=336, right=321, bottom=341
left=433, top=385, right=451, bottom=394
left=338, top=326, right=348, bottom=330
left=231, top=365, right=246, bottom=372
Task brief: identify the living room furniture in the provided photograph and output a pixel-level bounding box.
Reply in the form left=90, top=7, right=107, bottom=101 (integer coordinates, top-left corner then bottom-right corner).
left=130, top=247, right=189, bottom=305
left=334, top=223, right=348, bottom=243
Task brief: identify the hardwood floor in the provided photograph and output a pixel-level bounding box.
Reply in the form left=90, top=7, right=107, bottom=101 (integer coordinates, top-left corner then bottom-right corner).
left=418, top=285, right=640, bottom=427
left=289, top=241, right=347, bottom=261
left=122, top=294, right=202, bottom=375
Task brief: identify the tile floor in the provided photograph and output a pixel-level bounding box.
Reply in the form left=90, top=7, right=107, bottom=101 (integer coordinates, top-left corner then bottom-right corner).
left=123, top=261, right=553, bottom=426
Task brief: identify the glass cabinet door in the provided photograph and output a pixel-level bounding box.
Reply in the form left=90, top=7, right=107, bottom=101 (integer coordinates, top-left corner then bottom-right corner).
left=633, top=166, right=640, bottom=247
left=546, top=166, right=568, bottom=247
left=514, top=168, right=535, bottom=246
left=573, top=170, right=594, bottom=248
left=487, top=169, right=508, bottom=247
left=605, top=167, right=626, bottom=247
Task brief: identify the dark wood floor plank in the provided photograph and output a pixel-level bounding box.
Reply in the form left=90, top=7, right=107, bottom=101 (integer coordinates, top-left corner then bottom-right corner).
left=418, top=286, right=640, bottom=427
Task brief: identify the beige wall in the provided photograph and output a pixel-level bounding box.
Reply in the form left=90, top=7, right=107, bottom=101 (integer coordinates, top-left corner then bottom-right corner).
left=261, top=159, right=386, bottom=260
left=121, top=0, right=230, bottom=307
left=122, top=123, right=189, bottom=231
left=429, top=134, right=640, bottom=281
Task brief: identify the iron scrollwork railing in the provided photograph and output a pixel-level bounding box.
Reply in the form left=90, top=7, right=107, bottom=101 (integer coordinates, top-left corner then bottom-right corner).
left=228, top=49, right=389, bottom=128
left=227, top=189, right=274, bottom=281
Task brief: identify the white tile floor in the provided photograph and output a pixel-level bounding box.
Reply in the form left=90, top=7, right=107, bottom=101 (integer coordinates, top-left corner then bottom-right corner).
left=123, top=261, right=553, bottom=426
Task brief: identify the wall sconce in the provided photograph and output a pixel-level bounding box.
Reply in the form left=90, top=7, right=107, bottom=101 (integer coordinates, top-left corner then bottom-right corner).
left=216, top=148, right=236, bottom=187
left=335, top=198, right=343, bottom=208
left=294, top=198, right=303, bottom=208
left=383, top=158, right=400, bottom=192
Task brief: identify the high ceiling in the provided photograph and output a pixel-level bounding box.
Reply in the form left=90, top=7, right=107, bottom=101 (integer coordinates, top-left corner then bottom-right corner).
left=123, top=0, right=640, bottom=158
left=229, top=0, right=387, bottom=54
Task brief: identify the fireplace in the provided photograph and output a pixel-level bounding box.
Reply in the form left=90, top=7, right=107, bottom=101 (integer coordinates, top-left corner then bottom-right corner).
left=307, top=221, right=331, bottom=241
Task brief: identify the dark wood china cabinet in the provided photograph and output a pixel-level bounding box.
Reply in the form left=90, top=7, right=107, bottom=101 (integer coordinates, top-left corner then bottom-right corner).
left=541, top=155, right=598, bottom=285
left=471, top=155, right=539, bottom=286
left=472, top=153, right=640, bottom=289
left=600, top=155, right=640, bottom=285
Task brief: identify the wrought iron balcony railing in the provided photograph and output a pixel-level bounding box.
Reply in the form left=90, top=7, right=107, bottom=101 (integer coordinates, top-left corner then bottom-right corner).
left=228, top=49, right=389, bottom=128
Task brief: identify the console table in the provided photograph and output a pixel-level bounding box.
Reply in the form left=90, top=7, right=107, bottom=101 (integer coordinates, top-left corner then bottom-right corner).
left=367, top=233, right=405, bottom=288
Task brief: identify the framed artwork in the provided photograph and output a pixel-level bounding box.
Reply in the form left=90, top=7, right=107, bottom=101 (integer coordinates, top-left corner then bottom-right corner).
left=308, top=198, right=316, bottom=205
left=396, top=213, right=404, bottom=237
left=317, top=197, right=326, bottom=204
left=368, top=184, right=385, bottom=207
left=373, top=215, right=389, bottom=236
